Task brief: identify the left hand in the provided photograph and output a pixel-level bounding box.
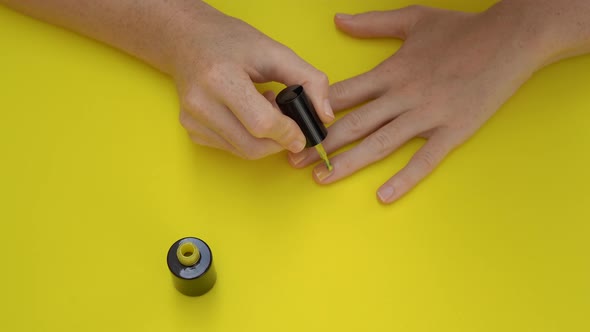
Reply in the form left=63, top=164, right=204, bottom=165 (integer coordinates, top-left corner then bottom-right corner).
left=288, top=4, right=549, bottom=204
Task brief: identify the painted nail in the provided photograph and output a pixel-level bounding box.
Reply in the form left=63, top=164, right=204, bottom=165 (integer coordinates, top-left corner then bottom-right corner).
left=289, top=140, right=306, bottom=153
left=323, top=99, right=335, bottom=122
left=377, top=185, right=395, bottom=203
left=289, top=152, right=307, bottom=166
left=314, top=165, right=333, bottom=182
left=335, top=13, right=353, bottom=20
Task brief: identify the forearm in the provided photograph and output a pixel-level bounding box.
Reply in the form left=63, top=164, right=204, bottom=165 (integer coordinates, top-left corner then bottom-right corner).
left=490, top=0, right=590, bottom=66
left=0, top=0, right=211, bottom=74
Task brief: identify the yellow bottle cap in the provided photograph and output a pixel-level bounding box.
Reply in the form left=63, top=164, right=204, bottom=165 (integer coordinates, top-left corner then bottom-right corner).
left=176, top=241, right=200, bottom=266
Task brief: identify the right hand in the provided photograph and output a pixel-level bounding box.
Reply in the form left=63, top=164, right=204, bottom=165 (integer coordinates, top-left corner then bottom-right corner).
left=171, top=2, right=333, bottom=159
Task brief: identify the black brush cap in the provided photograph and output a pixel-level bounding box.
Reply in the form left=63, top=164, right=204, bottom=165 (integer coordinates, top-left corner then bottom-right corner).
left=276, top=85, right=327, bottom=148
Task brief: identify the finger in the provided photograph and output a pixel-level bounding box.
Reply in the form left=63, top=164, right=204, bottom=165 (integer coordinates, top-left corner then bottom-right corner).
left=188, top=134, right=244, bottom=158
left=311, top=111, right=432, bottom=184
left=288, top=96, right=410, bottom=168
left=262, top=90, right=277, bottom=106
left=264, top=45, right=335, bottom=123
left=179, top=111, right=241, bottom=155
left=377, top=134, right=454, bottom=204
left=263, top=90, right=285, bottom=126
left=214, top=71, right=307, bottom=154
left=329, top=71, right=386, bottom=112
left=262, top=90, right=282, bottom=112
left=184, top=93, right=284, bottom=159
left=334, top=6, right=430, bottom=39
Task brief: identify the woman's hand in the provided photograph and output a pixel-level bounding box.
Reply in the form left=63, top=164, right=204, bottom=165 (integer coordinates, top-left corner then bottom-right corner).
left=1, top=0, right=334, bottom=160
left=289, top=3, right=555, bottom=203
left=173, top=2, right=333, bottom=159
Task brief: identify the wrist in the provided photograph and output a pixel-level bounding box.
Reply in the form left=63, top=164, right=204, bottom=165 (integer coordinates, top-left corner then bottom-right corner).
left=161, top=1, right=226, bottom=80
left=479, top=1, right=554, bottom=73
left=487, top=0, right=590, bottom=68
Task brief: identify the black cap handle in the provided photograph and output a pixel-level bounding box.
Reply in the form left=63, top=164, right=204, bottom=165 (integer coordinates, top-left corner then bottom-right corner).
left=276, top=85, right=327, bottom=148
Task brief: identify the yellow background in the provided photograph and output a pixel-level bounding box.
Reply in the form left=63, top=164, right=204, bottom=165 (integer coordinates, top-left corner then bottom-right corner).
left=1, top=0, right=589, bottom=331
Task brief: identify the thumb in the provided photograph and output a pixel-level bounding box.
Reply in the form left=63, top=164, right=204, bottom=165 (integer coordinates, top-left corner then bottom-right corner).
left=334, top=6, right=430, bottom=39
left=264, top=45, right=334, bottom=124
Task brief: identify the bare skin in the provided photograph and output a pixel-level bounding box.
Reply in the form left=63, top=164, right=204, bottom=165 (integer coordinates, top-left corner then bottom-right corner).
left=288, top=0, right=590, bottom=203
left=0, top=0, right=334, bottom=159
left=2, top=0, right=589, bottom=203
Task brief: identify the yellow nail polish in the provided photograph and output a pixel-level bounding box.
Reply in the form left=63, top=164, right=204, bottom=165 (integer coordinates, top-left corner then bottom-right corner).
left=314, top=143, right=333, bottom=172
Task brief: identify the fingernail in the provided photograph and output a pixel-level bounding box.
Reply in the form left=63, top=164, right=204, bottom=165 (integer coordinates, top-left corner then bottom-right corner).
left=377, top=185, right=395, bottom=203
left=288, top=152, right=307, bottom=166
left=335, top=13, right=353, bottom=20
left=323, top=99, right=335, bottom=122
left=289, top=140, right=306, bottom=153
left=314, top=164, right=333, bottom=182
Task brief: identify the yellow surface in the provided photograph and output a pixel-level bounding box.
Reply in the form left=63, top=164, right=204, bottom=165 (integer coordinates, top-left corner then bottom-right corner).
left=1, top=1, right=589, bottom=331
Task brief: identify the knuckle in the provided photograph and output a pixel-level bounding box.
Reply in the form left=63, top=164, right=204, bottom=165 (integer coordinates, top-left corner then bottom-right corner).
left=182, top=92, right=203, bottom=112
left=277, top=122, right=297, bottom=143
left=181, top=93, right=215, bottom=124
left=367, top=131, right=394, bottom=157
left=202, top=62, right=230, bottom=88
left=344, top=111, right=366, bottom=135
left=181, top=92, right=210, bottom=121
left=414, top=149, right=437, bottom=172
left=248, top=116, right=274, bottom=138
left=314, top=72, right=329, bottom=87
left=269, top=44, right=297, bottom=65
left=276, top=43, right=295, bottom=57
left=330, top=81, right=348, bottom=99
left=204, top=62, right=224, bottom=77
